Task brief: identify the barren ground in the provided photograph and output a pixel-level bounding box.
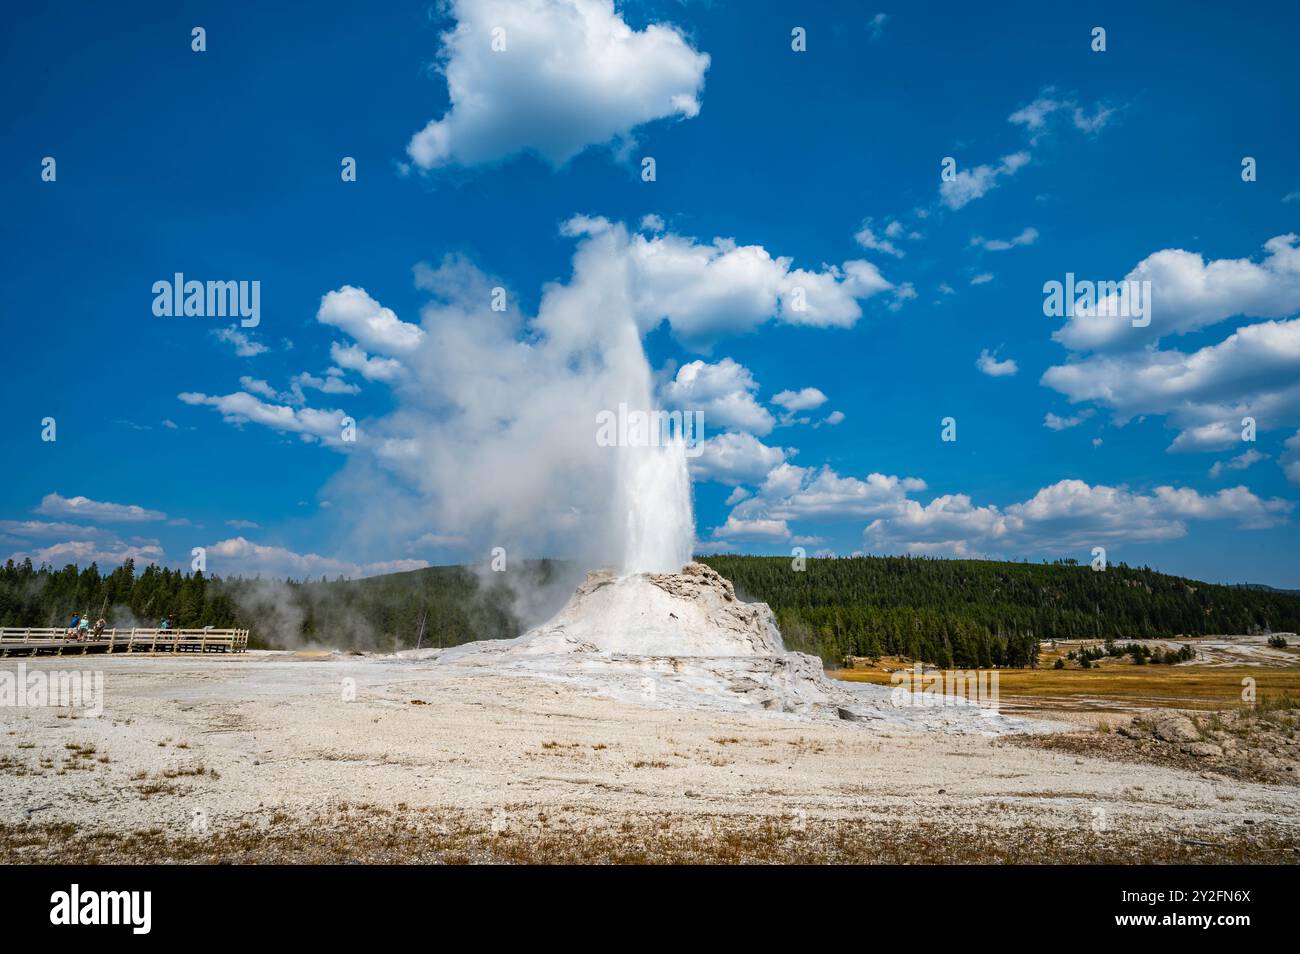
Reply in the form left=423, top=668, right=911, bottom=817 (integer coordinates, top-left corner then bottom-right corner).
left=2, top=652, right=1298, bottom=863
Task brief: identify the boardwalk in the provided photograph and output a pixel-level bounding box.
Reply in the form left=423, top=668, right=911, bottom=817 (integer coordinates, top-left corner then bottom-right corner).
left=0, top=627, right=249, bottom=657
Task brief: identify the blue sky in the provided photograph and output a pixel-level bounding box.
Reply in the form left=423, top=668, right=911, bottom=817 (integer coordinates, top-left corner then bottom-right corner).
left=3, top=0, right=1299, bottom=585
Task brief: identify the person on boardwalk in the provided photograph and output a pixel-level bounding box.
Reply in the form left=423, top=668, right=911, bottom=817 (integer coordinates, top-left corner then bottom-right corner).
left=67, top=613, right=80, bottom=638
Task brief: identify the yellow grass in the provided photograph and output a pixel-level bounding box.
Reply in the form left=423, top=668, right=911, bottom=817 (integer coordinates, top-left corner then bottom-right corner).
left=831, top=662, right=1300, bottom=710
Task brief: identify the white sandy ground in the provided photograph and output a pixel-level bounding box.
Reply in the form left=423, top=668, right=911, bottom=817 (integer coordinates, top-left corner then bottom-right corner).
left=2, top=651, right=1298, bottom=858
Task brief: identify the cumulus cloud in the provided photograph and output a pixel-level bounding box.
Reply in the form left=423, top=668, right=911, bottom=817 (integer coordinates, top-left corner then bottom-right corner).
left=660, top=358, right=774, bottom=434
left=35, top=493, right=166, bottom=523
left=976, top=348, right=1018, bottom=377
left=1043, top=316, right=1300, bottom=450
left=316, top=286, right=424, bottom=356
left=329, top=342, right=406, bottom=383
left=406, top=0, right=709, bottom=169
left=6, top=538, right=166, bottom=570
left=724, top=462, right=926, bottom=526
left=864, top=479, right=1291, bottom=556
left=563, top=216, right=895, bottom=346
left=689, top=432, right=790, bottom=485
left=771, top=387, right=829, bottom=412
left=1051, top=234, right=1300, bottom=353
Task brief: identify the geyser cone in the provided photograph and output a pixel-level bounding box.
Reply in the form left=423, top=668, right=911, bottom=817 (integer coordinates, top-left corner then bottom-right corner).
left=520, top=562, right=786, bottom=657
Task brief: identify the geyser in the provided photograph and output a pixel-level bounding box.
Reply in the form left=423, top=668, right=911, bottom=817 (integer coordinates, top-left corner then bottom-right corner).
left=618, top=437, right=695, bottom=574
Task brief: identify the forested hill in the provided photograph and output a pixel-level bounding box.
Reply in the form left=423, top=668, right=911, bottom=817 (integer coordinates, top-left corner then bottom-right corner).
left=698, top=555, right=1300, bottom=667
left=2, top=555, right=1298, bottom=666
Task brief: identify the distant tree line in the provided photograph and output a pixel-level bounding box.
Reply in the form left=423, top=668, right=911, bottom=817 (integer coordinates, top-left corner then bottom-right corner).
left=0, top=557, right=544, bottom=651
left=0, top=558, right=237, bottom=630
left=699, top=554, right=1300, bottom=668
left=4, top=554, right=1299, bottom=665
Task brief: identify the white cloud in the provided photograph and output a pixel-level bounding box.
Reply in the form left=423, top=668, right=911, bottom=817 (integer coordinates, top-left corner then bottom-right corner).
left=560, top=216, right=895, bottom=346
left=0, top=519, right=101, bottom=538
left=822, top=410, right=845, bottom=426
left=939, top=152, right=1030, bottom=210
left=711, top=516, right=791, bottom=542
left=1043, top=316, right=1300, bottom=450
left=35, top=493, right=166, bottom=522
left=724, top=486, right=751, bottom=505
left=1009, top=88, right=1115, bottom=140
left=212, top=327, right=268, bottom=357
left=689, top=432, right=790, bottom=486
left=1210, top=449, right=1267, bottom=479
left=330, top=342, right=406, bottom=383
left=726, top=462, right=926, bottom=524
left=865, top=479, right=1291, bottom=555
left=976, top=348, right=1018, bottom=377
left=1052, top=234, right=1300, bottom=353
left=970, top=272, right=994, bottom=285
left=1284, top=430, right=1300, bottom=485
left=204, top=537, right=427, bottom=580
left=178, top=391, right=352, bottom=446
left=6, top=539, right=166, bottom=570
left=771, top=387, right=828, bottom=412
left=971, top=227, right=1038, bottom=252
left=854, top=220, right=904, bottom=257
left=1043, top=409, right=1094, bottom=431
left=317, top=286, right=424, bottom=356
left=293, top=368, right=361, bottom=397
left=660, top=358, right=774, bottom=434
left=239, top=376, right=279, bottom=400
left=406, top=0, right=709, bottom=169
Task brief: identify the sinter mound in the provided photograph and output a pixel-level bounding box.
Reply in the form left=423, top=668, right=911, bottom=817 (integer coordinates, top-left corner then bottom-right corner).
left=433, top=563, right=1030, bottom=731
left=519, top=562, right=785, bottom=656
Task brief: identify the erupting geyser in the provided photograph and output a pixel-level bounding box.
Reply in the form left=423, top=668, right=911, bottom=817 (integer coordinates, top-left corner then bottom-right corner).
left=619, top=437, right=695, bottom=575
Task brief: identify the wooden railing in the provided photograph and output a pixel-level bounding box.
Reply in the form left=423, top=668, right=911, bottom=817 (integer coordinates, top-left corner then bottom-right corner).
left=0, top=627, right=249, bottom=657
